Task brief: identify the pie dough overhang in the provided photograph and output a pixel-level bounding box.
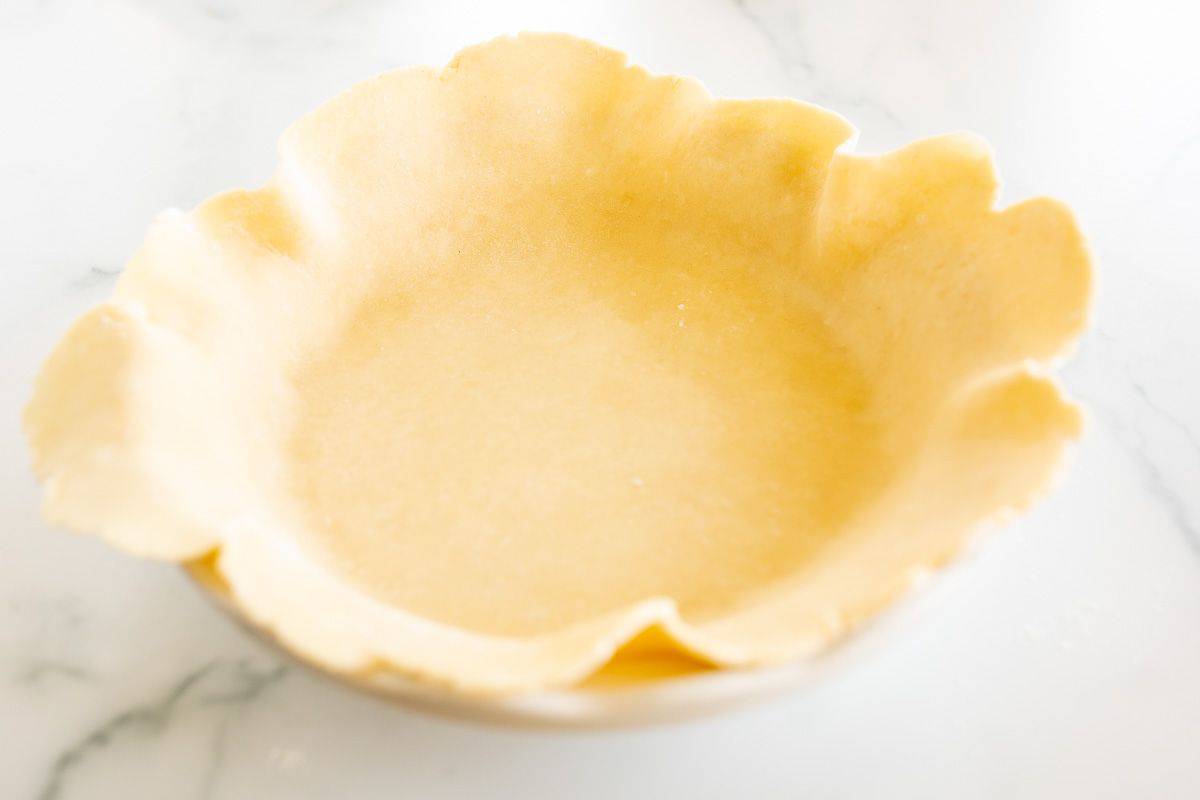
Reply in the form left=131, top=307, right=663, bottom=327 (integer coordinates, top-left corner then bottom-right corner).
left=23, top=33, right=1092, bottom=694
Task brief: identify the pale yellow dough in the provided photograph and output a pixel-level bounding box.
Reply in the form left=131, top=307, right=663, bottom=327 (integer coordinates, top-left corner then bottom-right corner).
left=24, top=34, right=1091, bottom=693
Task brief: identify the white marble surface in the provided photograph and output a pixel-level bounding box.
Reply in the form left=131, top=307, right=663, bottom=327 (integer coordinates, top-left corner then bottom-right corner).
left=3, top=0, right=1199, bottom=797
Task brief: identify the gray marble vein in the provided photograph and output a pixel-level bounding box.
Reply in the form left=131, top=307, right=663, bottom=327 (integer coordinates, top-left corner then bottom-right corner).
left=199, top=660, right=288, bottom=707
left=1130, top=379, right=1200, bottom=462
left=1080, top=372, right=1200, bottom=558
left=197, top=716, right=233, bottom=800
left=1079, top=328, right=1200, bottom=560
left=1121, top=386, right=1200, bottom=558
left=1151, top=129, right=1200, bottom=189
left=1108, top=420, right=1200, bottom=559
left=729, top=0, right=905, bottom=134
left=730, top=0, right=817, bottom=80
left=37, top=663, right=216, bottom=800
left=17, top=661, right=93, bottom=687
left=37, top=660, right=287, bottom=800
left=66, top=265, right=122, bottom=289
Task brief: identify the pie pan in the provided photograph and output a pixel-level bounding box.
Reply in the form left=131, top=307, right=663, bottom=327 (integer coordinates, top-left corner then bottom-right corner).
left=24, top=34, right=1091, bottom=715
left=184, top=555, right=941, bottom=727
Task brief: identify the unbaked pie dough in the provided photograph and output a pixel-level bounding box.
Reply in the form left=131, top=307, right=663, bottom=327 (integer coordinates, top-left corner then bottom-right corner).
left=24, top=34, right=1091, bottom=693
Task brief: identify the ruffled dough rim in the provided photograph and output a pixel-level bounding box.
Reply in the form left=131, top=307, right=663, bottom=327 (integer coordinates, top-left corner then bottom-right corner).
left=24, top=33, right=1092, bottom=695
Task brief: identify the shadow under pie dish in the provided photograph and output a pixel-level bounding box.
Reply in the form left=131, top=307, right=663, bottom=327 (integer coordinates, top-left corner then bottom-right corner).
left=24, top=34, right=1091, bottom=712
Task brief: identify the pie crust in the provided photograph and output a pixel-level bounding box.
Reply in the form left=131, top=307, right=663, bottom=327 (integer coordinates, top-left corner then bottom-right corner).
left=24, top=34, right=1091, bottom=694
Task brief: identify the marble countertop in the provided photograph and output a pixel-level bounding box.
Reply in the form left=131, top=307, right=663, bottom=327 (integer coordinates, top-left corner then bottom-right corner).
left=3, top=1, right=1199, bottom=797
